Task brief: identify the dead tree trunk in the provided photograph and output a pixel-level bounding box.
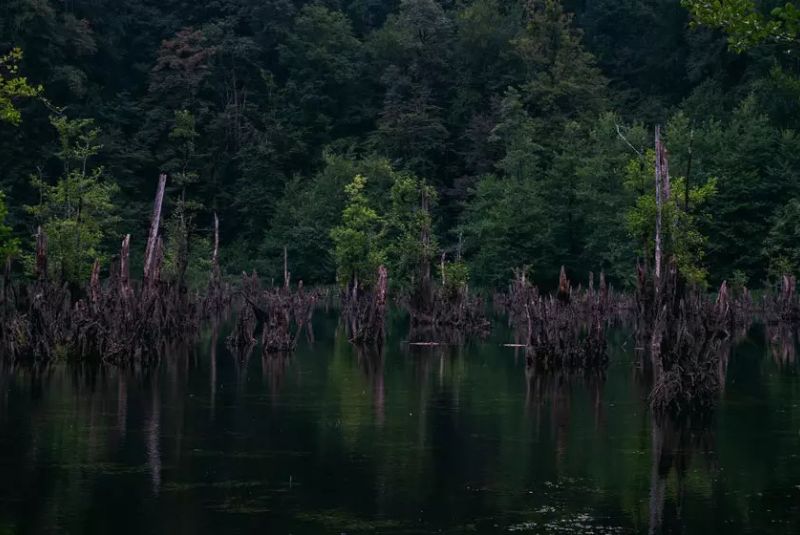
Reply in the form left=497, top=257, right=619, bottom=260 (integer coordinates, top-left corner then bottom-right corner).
left=212, top=212, right=219, bottom=267
left=35, top=226, right=47, bottom=281
left=144, top=173, right=167, bottom=282
left=119, top=234, right=131, bottom=298
left=343, top=265, right=388, bottom=345
left=654, top=126, right=668, bottom=283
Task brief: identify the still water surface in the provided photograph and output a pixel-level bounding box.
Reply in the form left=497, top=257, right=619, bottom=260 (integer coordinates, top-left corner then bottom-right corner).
left=1, top=313, right=799, bottom=534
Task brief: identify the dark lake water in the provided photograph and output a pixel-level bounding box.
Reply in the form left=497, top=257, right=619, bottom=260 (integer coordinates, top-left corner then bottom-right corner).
left=1, top=312, right=799, bottom=534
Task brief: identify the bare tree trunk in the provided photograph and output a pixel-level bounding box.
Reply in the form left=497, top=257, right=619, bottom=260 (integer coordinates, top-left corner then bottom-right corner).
left=283, top=245, right=289, bottom=289
left=654, top=126, right=671, bottom=289
left=90, top=259, right=101, bottom=306
left=120, top=234, right=131, bottom=296
left=212, top=212, right=219, bottom=267
left=35, top=226, right=47, bottom=281
left=557, top=265, right=570, bottom=304
left=654, top=126, right=664, bottom=282
left=144, top=173, right=167, bottom=281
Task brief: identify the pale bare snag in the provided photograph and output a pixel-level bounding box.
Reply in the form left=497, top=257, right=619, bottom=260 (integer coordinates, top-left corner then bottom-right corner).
left=144, top=173, right=167, bottom=282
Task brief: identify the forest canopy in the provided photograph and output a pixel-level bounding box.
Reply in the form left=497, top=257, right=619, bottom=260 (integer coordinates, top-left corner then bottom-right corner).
left=1, top=0, right=800, bottom=290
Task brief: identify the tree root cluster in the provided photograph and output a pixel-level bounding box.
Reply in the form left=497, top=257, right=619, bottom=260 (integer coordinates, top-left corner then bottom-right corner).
left=226, top=271, right=319, bottom=357
left=402, top=283, right=490, bottom=338
left=638, top=261, right=732, bottom=418
left=504, top=267, right=610, bottom=371
left=1, top=234, right=201, bottom=364
left=339, top=265, right=389, bottom=346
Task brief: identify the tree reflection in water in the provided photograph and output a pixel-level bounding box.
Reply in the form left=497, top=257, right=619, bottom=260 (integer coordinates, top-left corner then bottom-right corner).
left=524, top=364, right=607, bottom=462
left=355, top=345, right=385, bottom=426
left=648, top=415, right=717, bottom=535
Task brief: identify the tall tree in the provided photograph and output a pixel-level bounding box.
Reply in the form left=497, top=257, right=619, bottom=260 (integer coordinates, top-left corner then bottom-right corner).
left=26, top=116, right=118, bottom=284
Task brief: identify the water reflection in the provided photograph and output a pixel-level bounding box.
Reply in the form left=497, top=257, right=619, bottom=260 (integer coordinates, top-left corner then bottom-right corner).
left=355, top=345, right=385, bottom=426
left=146, top=384, right=161, bottom=495
left=525, top=366, right=607, bottom=461
left=261, top=352, right=291, bottom=406
left=766, top=322, right=798, bottom=367
left=0, top=320, right=799, bottom=533
left=648, top=416, right=717, bottom=535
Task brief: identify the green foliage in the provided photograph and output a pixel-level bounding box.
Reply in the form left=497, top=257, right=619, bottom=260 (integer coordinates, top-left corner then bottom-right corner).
left=683, top=0, right=800, bottom=52
left=439, top=259, right=470, bottom=298
left=624, top=151, right=718, bottom=285
left=260, top=153, right=398, bottom=284
left=330, top=174, right=385, bottom=288
left=167, top=110, right=200, bottom=190
left=461, top=174, right=552, bottom=288
left=697, top=96, right=800, bottom=281
left=162, top=109, right=206, bottom=288
left=165, top=224, right=212, bottom=291
left=513, top=0, right=607, bottom=130
left=26, top=116, right=118, bottom=283
left=764, top=198, right=800, bottom=277
left=573, top=114, right=646, bottom=284
left=0, top=190, right=19, bottom=261
left=730, top=269, right=749, bottom=293
left=383, top=172, right=438, bottom=291
left=0, top=48, right=41, bottom=125
left=0, top=0, right=798, bottom=290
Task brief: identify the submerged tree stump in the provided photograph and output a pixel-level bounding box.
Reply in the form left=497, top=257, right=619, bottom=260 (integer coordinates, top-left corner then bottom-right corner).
left=342, top=265, right=388, bottom=346
left=505, top=269, right=611, bottom=371
left=227, top=270, right=318, bottom=356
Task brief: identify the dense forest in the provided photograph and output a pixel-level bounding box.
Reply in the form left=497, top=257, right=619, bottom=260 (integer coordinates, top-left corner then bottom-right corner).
left=1, top=0, right=800, bottom=291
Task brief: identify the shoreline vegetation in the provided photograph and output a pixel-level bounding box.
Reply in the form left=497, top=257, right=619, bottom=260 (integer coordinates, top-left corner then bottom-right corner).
left=3, top=1, right=800, bottom=426
left=1, top=127, right=799, bottom=427
left=1, top=124, right=800, bottom=405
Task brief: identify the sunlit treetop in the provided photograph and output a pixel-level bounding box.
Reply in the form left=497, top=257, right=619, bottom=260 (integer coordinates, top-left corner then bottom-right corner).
left=683, top=1, right=800, bottom=52
left=0, top=48, right=42, bottom=125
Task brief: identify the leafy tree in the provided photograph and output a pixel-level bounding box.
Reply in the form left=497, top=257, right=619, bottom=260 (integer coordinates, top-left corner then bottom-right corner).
left=573, top=114, right=646, bottom=284
left=26, top=116, right=118, bottom=284
left=438, top=258, right=470, bottom=298
left=383, top=171, right=437, bottom=291
left=683, top=0, right=800, bottom=52
left=0, top=47, right=40, bottom=125
left=0, top=0, right=797, bottom=290
left=279, top=4, right=365, bottom=146
left=330, top=173, right=385, bottom=288
left=764, top=198, right=800, bottom=276
left=371, top=0, right=454, bottom=179
left=575, top=0, right=696, bottom=119
left=162, top=109, right=207, bottom=288
left=624, top=150, right=718, bottom=285
left=260, top=153, right=399, bottom=284
left=697, top=96, right=800, bottom=281
left=512, top=0, right=608, bottom=150
left=460, top=173, right=553, bottom=288
left=491, top=87, right=542, bottom=181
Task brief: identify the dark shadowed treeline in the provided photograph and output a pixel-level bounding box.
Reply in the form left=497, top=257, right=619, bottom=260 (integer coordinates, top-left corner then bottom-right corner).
left=2, top=0, right=800, bottom=289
